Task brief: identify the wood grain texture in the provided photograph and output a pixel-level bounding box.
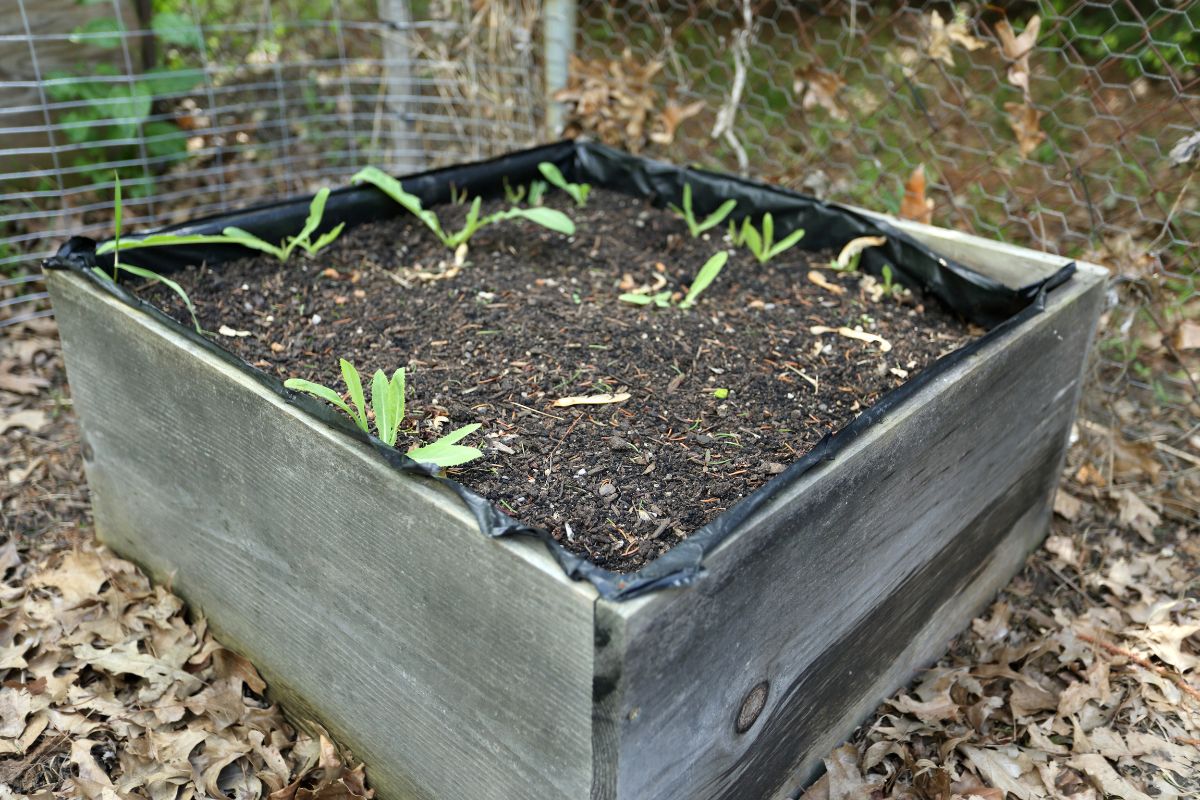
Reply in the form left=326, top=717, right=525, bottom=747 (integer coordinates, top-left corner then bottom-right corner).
left=47, top=271, right=597, bottom=800
left=593, top=264, right=1107, bottom=800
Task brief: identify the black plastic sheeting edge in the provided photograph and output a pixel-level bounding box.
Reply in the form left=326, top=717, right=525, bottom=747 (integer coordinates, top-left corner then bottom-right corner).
left=45, top=139, right=1076, bottom=600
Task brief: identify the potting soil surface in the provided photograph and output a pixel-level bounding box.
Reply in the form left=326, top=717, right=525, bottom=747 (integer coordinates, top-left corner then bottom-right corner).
left=139, top=187, right=976, bottom=572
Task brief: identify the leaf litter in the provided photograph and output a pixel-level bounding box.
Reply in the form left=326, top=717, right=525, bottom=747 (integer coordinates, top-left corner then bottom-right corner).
left=801, top=245, right=1200, bottom=799
left=1, top=321, right=372, bottom=800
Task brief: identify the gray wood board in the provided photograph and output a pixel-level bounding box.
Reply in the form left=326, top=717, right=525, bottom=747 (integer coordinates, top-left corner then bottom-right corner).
left=595, top=268, right=1107, bottom=800
left=48, top=271, right=597, bottom=800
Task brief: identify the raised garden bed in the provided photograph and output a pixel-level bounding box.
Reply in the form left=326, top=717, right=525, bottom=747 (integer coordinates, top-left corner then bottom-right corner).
left=45, top=141, right=1107, bottom=800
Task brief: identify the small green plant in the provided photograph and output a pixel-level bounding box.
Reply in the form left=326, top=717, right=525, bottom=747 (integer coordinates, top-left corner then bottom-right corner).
left=713, top=387, right=729, bottom=400
left=222, top=188, right=345, bottom=261
left=527, top=180, right=547, bottom=206
left=537, top=163, right=590, bottom=207
left=503, top=177, right=548, bottom=206
left=737, top=213, right=806, bottom=264
left=620, top=252, right=729, bottom=309
left=670, top=184, right=737, bottom=238
left=352, top=167, right=574, bottom=249
left=880, top=264, right=898, bottom=297
left=284, top=359, right=484, bottom=468
left=91, top=175, right=203, bottom=333
left=96, top=188, right=345, bottom=263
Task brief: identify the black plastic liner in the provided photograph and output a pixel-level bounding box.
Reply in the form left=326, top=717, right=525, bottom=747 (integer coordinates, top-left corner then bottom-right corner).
left=45, top=139, right=1075, bottom=600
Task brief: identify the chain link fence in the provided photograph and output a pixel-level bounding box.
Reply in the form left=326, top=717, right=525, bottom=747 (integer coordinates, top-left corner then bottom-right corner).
left=3, top=1, right=1198, bottom=332
left=0, top=0, right=543, bottom=326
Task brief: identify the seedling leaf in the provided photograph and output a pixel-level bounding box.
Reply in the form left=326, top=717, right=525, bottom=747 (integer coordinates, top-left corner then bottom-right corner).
left=510, top=207, right=576, bottom=235
left=407, top=442, right=484, bottom=468
left=679, top=251, right=729, bottom=309
left=284, top=378, right=364, bottom=431
left=339, top=358, right=368, bottom=431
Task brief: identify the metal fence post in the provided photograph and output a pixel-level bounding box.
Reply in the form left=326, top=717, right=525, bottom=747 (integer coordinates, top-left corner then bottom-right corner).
left=378, top=0, right=424, bottom=172
left=543, top=0, right=576, bottom=137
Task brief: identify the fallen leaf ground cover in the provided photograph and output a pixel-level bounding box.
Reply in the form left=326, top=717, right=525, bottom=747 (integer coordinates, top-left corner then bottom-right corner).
left=1, top=254, right=1196, bottom=799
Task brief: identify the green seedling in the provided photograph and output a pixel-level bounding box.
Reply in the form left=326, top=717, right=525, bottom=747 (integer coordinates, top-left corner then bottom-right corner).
left=620, top=251, right=729, bottom=310
left=713, top=387, right=729, bottom=400
left=527, top=180, right=547, bottom=206
left=96, top=187, right=345, bottom=263
left=284, top=359, right=483, bottom=468
left=502, top=176, right=548, bottom=206
left=881, top=264, right=898, bottom=297
left=503, top=177, right=525, bottom=204
left=537, top=162, right=590, bottom=207
left=91, top=175, right=203, bottom=333
left=352, top=166, right=574, bottom=250
left=738, top=213, right=806, bottom=264
left=670, top=183, right=737, bottom=238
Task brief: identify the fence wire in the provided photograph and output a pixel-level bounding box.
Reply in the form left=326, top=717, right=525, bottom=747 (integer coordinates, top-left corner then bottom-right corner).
left=565, top=1, right=1198, bottom=272
left=0, top=0, right=542, bottom=326
left=3, top=1, right=1197, bottom=331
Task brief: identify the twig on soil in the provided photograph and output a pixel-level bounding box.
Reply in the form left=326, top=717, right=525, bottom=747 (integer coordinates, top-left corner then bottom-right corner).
left=1076, top=631, right=1200, bottom=705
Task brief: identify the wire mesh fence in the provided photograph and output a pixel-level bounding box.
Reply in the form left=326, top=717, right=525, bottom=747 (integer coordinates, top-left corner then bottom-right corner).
left=0, top=0, right=543, bottom=326
left=3, top=1, right=1197, bottom=334
left=565, top=1, right=1197, bottom=272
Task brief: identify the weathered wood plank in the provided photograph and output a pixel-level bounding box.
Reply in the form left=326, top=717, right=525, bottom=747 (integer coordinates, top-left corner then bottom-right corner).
left=47, top=271, right=598, bottom=800
left=594, top=263, right=1107, bottom=800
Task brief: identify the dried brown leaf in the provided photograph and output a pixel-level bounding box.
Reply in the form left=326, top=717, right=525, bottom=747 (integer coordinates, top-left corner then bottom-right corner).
left=900, top=164, right=934, bottom=225
left=794, top=67, right=847, bottom=121
left=1004, top=102, right=1046, bottom=158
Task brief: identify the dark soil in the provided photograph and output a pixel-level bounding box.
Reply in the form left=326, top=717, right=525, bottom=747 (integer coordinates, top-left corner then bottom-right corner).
left=138, top=188, right=976, bottom=572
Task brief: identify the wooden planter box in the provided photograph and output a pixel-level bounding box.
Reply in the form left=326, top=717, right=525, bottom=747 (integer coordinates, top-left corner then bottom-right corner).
left=46, top=143, right=1106, bottom=800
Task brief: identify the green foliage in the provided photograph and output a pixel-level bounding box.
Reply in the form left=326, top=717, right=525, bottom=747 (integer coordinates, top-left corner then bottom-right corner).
left=737, top=213, right=806, bottom=264
left=90, top=175, right=202, bottom=333
left=503, top=177, right=548, bottom=206
left=352, top=166, right=575, bottom=249
left=620, top=252, right=729, bottom=309
left=669, top=184, right=738, bottom=238
left=880, top=264, right=898, bottom=297
left=537, top=162, right=591, bottom=207
left=51, top=5, right=207, bottom=193
left=284, top=360, right=484, bottom=467
left=96, top=188, right=344, bottom=262
left=1038, top=0, right=1200, bottom=78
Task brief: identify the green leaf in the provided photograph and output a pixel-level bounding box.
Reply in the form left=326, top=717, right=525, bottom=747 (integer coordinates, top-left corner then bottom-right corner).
left=741, top=221, right=763, bottom=260
left=537, top=162, right=569, bottom=191
left=432, top=422, right=480, bottom=447
left=143, top=121, right=189, bottom=160
left=284, top=378, right=365, bottom=433
left=679, top=251, right=729, bottom=309
left=619, top=293, right=654, bottom=305
left=767, top=227, right=806, bottom=260
left=762, top=213, right=774, bottom=252
left=295, top=188, right=329, bottom=247
left=370, top=369, right=393, bottom=445
left=352, top=167, right=445, bottom=242
left=697, top=199, right=737, bottom=234
left=511, top=207, right=575, bottom=236
left=140, top=68, right=204, bottom=96
left=389, top=368, right=405, bottom=437
left=406, top=442, right=484, bottom=468
left=115, top=263, right=202, bottom=333
left=220, top=227, right=286, bottom=261
left=96, top=231, right=238, bottom=255
left=307, top=223, right=345, bottom=255
left=339, top=359, right=368, bottom=431
left=152, top=11, right=203, bottom=48
left=70, top=17, right=124, bottom=49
